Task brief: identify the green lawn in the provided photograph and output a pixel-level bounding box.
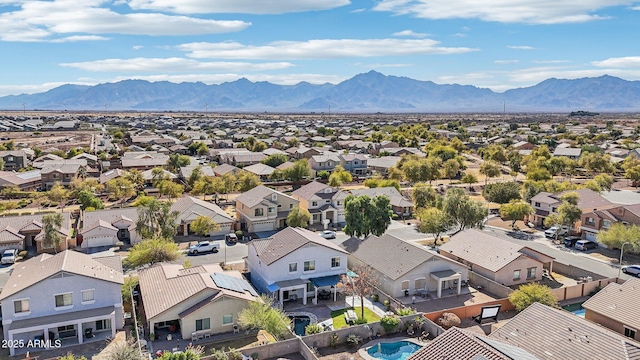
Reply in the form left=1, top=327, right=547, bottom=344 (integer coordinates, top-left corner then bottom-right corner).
left=331, top=307, right=381, bottom=329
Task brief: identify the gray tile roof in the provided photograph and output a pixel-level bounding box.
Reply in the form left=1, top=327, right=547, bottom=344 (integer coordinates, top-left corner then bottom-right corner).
left=490, top=302, right=640, bottom=360
left=250, top=227, right=348, bottom=266
left=83, top=208, right=139, bottom=232
left=442, top=229, right=541, bottom=272
left=350, top=187, right=413, bottom=208
left=582, top=278, right=640, bottom=333
left=236, top=185, right=294, bottom=208
left=179, top=165, right=215, bottom=179
left=291, top=181, right=332, bottom=200
left=243, top=163, right=275, bottom=176
left=212, top=163, right=239, bottom=176
left=0, top=250, right=123, bottom=300
left=171, top=196, right=234, bottom=224
left=409, top=327, right=513, bottom=360
left=367, top=156, right=401, bottom=169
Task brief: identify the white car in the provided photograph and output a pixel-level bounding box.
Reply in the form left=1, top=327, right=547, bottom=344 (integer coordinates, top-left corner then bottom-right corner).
left=544, top=226, right=568, bottom=238
left=188, top=241, right=219, bottom=254
left=319, top=230, right=336, bottom=239
left=622, top=265, right=640, bottom=277
left=1, top=249, right=18, bottom=265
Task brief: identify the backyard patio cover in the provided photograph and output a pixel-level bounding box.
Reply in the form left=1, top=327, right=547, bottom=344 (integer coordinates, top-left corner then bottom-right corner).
left=310, top=274, right=343, bottom=288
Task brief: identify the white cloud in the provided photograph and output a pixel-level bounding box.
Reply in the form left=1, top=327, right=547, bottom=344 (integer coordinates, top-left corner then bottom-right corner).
left=531, top=59, right=570, bottom=64
left=351, top=8, right=366, bottom=13
left=126, top=0, right=350, bottom=14
left=508, top=45, right=537, bottom=50
left=132, top=45, right=144, bottom=50
left=50, top=35, right=110, bottom=43
left=60, top=57, right=295, bottom=72
left=494, top=60, right=519, bottom=64
left=0, top=81, right=94, bottom=97
left=0, top=0, right=250, bottom=42
left=452, top=33, right=467, bottom=37
left=392, top=30, right=429, bottom=38
left=373, top=0, right=625, bottom=24
left=178, top=39, right=477, bottom=60
left=592, top=56, right=640, bottom=68
left=353, top=62, right=413, bottom=68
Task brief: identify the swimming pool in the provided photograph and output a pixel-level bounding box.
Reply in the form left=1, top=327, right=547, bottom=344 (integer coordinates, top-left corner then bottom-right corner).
left=289, top=316, right=311, bottom=336
left=562, top=302, right=585, bottom=318
left=366, top=341, right=422, bottom=360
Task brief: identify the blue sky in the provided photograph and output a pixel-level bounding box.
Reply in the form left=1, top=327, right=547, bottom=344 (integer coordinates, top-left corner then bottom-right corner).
left=1, top=0, right=640, bottom=96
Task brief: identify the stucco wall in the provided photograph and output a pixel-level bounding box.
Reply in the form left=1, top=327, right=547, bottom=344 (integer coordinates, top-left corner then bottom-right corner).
left=585, top=310, right=640, bottom=342
left=179, top=296, right=254, bottom=340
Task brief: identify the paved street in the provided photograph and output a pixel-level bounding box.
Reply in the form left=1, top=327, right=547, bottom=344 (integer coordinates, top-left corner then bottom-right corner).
left=179, top=240, right=248, bottom=268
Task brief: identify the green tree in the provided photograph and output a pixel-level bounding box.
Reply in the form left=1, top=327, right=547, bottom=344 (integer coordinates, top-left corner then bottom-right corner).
left=593, top=174, right=614, bottom=192
left=47, top=182, right=69, bottom=211
left=236, top=171, right=262, bottom=192
left=328, top=165, right=353, bottom=187
left=461, top=172, right=478, bottom=190
left=187, top=166, right=204, bottom=188
left=343, top=194, right=392, bottom=238
left=597, top=223, right=640, bottom=253
left=57, top=353, right=89, bottom=360
left=285, top=159, right=311, bottom=181
left=509, top=283, right=558, bottom=312
left=1, top=185, right=21, bottom=199
left=136, top=199, right=179, bottom=240
left=238, top=295, right=291, bottom=340
left=167, top=153, right=191, bottom=173
left=190, top=215, right=220, bottom=237
left=499, top=201, right=534, bottom=228
left=340, top=264, right=378, bottom=320
left=77, top=190, right=104, bottom=210
left=412, top=183, right=438, bottom=209
left=482, top=182, right=521, bottom=204
left=42, top=213, right=64, bottom=252
left=442, top=188, right=486, bottom=231
left=286, top=207, right=311, bottom=228
left=479, top=161, right=501, bottom=184
left=214, top=173, right=236, bottom=201
left=526, top=167, right=553, bottom=181
left=122, top=276, right=139, bottom=305
left=416, top=207, right=453, bottom=245
left=157, top=180, right=184, bottom=200
left=625, top=165, right=640, bottom=188
left=363, top=178, right=401, bottom=191
left=262, top=153, right=288, bottom=168
left=151, top=166, right=169, bottom=186
left=124, top=237, right=180, bottom=268
left=191, top=176, right=216, bottom=200
left=442, top=158, right=461, bottom=183
left=105, top=177, right=136, bottom=207
left=124, top=169, right=145, bottom=191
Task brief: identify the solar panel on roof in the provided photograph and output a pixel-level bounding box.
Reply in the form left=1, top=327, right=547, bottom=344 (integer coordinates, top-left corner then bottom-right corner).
left=211, top=273, right=258, bottom=296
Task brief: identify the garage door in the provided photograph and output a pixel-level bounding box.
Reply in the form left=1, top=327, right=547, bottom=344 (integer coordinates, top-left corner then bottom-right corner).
left=252, top=221, right=274, bottom=232
left=85, top=236, right=115, bottom=248
left=0, top=243, right=21, bottom=252
left=584, top=231, right=597, bottom=241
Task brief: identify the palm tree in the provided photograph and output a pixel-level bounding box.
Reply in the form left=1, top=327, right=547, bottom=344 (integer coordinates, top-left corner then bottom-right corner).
left=42, top=213, right=64, bottom=253
left=136, top=199, right=180, bottom=240
left=124, top=169, right=145, bottom=191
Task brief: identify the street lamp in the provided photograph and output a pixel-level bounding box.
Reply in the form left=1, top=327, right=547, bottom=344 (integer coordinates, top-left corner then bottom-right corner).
left=618, top=241, right=630, bottom=279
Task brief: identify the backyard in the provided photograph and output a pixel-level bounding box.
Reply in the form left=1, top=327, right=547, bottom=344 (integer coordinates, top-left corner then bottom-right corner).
left=331, top=307, right=381, bottom=329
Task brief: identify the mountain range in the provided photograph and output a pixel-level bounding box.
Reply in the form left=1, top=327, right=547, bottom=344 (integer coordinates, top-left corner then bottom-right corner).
left=2, top=71, right=640, bottom=112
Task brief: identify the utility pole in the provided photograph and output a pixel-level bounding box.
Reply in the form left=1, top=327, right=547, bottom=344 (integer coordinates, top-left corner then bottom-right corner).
left=130, top=286, right=143, bottom=355
left=205, top=102, right=208, bottom=114
left=618, top=241, right=630, bottom=279
left=22, top=102, right=26, bottom=116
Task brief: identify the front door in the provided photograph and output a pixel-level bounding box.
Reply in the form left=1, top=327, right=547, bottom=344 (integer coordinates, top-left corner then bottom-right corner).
left=282, top=290, right=289, bottom=301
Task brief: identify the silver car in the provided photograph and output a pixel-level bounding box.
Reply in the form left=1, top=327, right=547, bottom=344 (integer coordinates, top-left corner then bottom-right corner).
left=622, top=265, right=640, bottom=277
left=319, top=230, right=336, bottom=239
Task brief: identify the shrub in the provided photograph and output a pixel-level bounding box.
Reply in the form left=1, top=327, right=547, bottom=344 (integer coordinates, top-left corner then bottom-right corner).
left=437, top=312, right=461, bottom=329
left=371, top=294, right=379, bottom=303
left=330, top=333, right=339, bottom=348
left=235, top=230, right=244, bottom=238
left=396, top=307, right=416, bottom=316
left=251, top=353, right=260, bottom=360
left=305, top=323, right=323, bottom=335
left=18, top=250, right=27, bottom=258
left=345, top=333, right=361, bottom=347
left=383, top=299, right=391, bottom=311
left=380, top=315, right=400, bottom=332
left=509, top=283, right=558, bottom=312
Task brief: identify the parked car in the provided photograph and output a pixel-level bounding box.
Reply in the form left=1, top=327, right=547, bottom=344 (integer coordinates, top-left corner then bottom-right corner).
left=225, top=233, right=238, bottom=243
left=575, top=240, right=598, bottom=251
left=563, top=236, right=581, bottom=248
left=319, top=230, right=336, bottom=239
left=622, top=265, right=640, bottom=277
left=188, top=241, right=219, bottom=254
left=544, top=226, right=569, bottom=238
left=1, top=249, right=18, bottom=264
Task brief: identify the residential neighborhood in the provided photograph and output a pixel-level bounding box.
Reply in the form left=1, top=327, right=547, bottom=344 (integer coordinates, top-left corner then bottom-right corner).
left=0, top=112, right=639, bottom=359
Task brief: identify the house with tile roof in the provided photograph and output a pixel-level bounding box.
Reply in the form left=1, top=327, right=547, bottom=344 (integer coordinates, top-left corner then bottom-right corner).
left=79, top=208, right=141, bottom=248
left=350, top=186, right=414, bottom=218
left=440, top=229, right=554, bottom=287
left=0, top=250, right=124, bottom=356
left=120, top=151, right=169, bottom=171
left=308, top=153, right=341, bottom=176
left=235, top=185, right=299, bottom=233
left=171, top=196, right=235, bottom=237
left=139, top=263, right=259, bottom=341
left=0, top=213, right=72, bottom=253
left=339, top=153, right=369, bottom=175
left=528, top=188, right=613, bottom=228
left=579, top=204, right=640, bottom=242
left=343, top=233, right=468, bottom=299
left=0, top=169, right=41, bottom=191
left=243, top=163, right=275, bottom=180
left=247, top=227, right=348, bottom=305
left=40, top=160, right=87, bottom=190
left=0, top=150, right=28, bottom=170
left=291, top=181, right=347, bottom=229
left=582, top=278, right=640, bottom=342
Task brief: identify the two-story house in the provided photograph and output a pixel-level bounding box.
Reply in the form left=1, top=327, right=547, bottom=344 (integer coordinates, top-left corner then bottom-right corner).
left=580, top=204, right=640, bottom=242
left=139, top=263, right=259, bottom=341
left=339, top=154, right=368, bottom=176
left=247, top=227, right=348, bottom=305
left=40, top=160, right=87, bottom=190
left=0, top=150, right=28, bottom=170
left=120, top=151, right=169, bottom=171
left=350, top=187, right=414, bottom=218
left=308, top=153, right=341, bottom=176
left=235, top=185, right=299, bottom=233
left=529, top=188, right=613, bottom=228
left=291, top=181, right=347, bottom=228
left=0, top=250, right=124, bottom=356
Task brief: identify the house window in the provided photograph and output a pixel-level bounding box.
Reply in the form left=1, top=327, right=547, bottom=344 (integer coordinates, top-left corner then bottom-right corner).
left=55, top=293, right=73, bottom=308
left=304, top=260, right=316, bottom=272
left=82, top=289, right=95, bottom=303
left=603, top=220, right=611, bottom=229
left=527, top=267, right=536, bottom=279
left=625, top=327, right=636, bottom=339
left=313, top=214, right=319, bottom=221
left=268, top=207, right=275, bottom=214
left=223, top=315, right=233, bottom=325
left=326, top=200, right=330, bottom=203
left=255, top=208, right=264, bottom=216
left=307, top=282, right=315, bottom=292
left=331, top=257, right=340, bottom=268
left=96, top=319, right=111, bottom=331
left=551, top=207, right=557, bottom=213
left=14, top=299, right=29, bottom=314
left=289, top=203, right=293, bottom=209
left=312, top=201, right=318, bottom=207
left=534, top=202, right=540, bottom=207
left=513, top=270, right=521, bottom=280
left=337, top=201, right=341, bottom=206
left=401, top=280, right=409, bottom=290
left=586, top=217, right=595, bottom=225
left=272, top=194, right=277, bottom=201
left=354, top=161, right=358, bottom=165
left=289, top=263, right=298, bottom=273
left=196, top=318, right=210, bottom=331
left=7, top=156, right=13, bottom=161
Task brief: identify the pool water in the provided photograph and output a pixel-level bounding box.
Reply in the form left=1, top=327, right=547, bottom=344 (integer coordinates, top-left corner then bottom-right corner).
left=367, top=341, right=422, bottom=360
left=562, top=302, right=585, bottom=318
left=289, top=316, right=311, bottom=336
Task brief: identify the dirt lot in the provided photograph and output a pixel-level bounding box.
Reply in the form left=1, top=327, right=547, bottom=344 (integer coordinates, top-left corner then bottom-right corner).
left=3, top=130, right=98, bottom=152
